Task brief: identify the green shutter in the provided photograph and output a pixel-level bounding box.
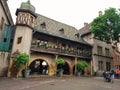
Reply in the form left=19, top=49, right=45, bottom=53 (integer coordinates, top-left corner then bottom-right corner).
left=0, top=24, right=14, bottom=51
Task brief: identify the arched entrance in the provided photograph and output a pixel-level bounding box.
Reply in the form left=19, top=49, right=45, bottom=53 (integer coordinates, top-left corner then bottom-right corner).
left=29, top=59, right=48, bottom=75
left=57, top=61, right=70, bottom=75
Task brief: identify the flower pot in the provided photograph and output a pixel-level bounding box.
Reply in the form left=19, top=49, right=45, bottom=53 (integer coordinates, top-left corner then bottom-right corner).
left=22, top=69, right=31, bottom=78
left=76, top=71, right=81, bottom=77
left=58, top=70, right=63, bottom=77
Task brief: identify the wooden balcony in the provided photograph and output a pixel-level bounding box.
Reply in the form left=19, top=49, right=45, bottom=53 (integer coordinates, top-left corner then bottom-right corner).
left=30, top=44, right=92, bottom=59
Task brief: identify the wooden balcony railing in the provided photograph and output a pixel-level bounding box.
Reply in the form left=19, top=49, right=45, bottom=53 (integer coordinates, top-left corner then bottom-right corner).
left=30, top=44, right=92, bottom=59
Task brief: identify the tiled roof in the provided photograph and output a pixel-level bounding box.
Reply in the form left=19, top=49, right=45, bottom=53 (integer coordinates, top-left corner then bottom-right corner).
left=34, top=14, right=90, bottom=45
left=79, top=23, right=91, bottom=36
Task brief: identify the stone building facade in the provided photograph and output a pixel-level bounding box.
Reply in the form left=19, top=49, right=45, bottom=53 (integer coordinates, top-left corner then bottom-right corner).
left=1, top=0, right=116, bottom=77
left=8, top=0, right=92, bottom=77
left=0, top=0, right=14, bottom=76
left=79, top=23, right=113, bottom=76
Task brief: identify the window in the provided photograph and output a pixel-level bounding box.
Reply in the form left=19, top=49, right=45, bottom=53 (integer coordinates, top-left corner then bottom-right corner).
left=75, top=33, right=79, bottom=38
left=17, top=36, right=22, bottom=44
left=97, top=46, right=102, bottom=55
left=106, top=62, right=111, bottom=71
left=117, top=56, right=120, bottom=61
left=98, top=61, right=103, bottom=71
left=105, top=48, right=110, bottom=56
left=3, top=38, right=7, bottom=42
left=59, top=28, right=64, bottom=34
left=40, top=22, right=46, bottom=29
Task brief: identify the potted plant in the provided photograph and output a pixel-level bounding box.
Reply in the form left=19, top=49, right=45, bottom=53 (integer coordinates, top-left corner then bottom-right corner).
left=56, top=58, right=65, bottom=77
left=13, top=52, right=30, bottom=78
left=76, top=61, right=88, bottom=76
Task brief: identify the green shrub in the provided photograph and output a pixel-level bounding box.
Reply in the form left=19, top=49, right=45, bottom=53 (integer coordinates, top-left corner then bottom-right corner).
left=76, top=61, right=88, bottom=72
left=56, top=58, right=65, bottom=65
left=13, top=53, right=29, bottom=68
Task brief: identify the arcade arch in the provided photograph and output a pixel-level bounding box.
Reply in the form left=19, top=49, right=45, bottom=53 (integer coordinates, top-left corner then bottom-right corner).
left=29, top=59, right=49, bottom=75
left=28, top=57, right=76, bottom=76
left=56, top=61, right=71, bottom=75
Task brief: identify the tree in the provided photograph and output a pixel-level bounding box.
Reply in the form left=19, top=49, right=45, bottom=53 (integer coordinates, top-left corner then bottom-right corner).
left=91, top=7, right=120, bottom=43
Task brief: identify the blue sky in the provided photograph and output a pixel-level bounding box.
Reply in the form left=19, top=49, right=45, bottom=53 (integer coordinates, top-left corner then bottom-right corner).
left=8, top=0, right=120, bottom=29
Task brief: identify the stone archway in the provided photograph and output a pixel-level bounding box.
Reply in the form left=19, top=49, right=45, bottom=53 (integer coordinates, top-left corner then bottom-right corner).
left=56, top=61, right=70, bottom=75
left=63, top=62, right=70, bottom=75
left=29, top=59, right=49, bottom=75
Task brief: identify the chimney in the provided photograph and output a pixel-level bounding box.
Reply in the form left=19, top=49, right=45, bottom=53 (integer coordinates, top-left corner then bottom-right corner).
left=99, top=11, right=102, bottom=16
left=84, top=22, right=88, bottom=27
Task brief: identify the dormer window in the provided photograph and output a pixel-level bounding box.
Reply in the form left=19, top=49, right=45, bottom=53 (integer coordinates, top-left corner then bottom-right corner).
left=40, top=22, right=46, bottom=29
left=59, top=28, right=64, bottom=34
left=75, top=33, right=79, bottom=38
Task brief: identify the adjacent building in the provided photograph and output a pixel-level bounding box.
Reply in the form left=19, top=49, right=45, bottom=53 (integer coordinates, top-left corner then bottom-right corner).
left=79, top=22, right=113, bottom=76
left=0, top=0, right=14, bottom=76
left=112, top=41, right=120, bottom=76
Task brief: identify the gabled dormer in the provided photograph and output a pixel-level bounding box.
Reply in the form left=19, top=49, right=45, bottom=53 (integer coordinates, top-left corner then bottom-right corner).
left=59, top=28, right=64, bottom=34
left=75, top=33, right=79, bottom=38
left=40, top=22, right=46, bottom=30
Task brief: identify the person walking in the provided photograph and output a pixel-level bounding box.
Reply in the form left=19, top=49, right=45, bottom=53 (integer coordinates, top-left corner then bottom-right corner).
left=110, top=70, right=115, bottom=83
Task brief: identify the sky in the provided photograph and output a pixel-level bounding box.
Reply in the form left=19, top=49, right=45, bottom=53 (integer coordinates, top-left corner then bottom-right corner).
left=8, top=0, right=120, bottom=29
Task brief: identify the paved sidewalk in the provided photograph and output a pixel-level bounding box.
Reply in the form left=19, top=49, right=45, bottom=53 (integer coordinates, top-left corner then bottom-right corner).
left=0, top=77, right=55, bottom=90
left=0, top=76, right=120, bottom=90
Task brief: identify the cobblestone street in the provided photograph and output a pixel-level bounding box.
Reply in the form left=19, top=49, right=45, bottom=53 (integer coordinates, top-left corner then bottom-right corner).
left=0, top=76, right=120, bottom=90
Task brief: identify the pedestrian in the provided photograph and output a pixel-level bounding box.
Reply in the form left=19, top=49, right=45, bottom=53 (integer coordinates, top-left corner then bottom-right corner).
left=110, top=70, right=115, bottom=83
left=103, top=71, right=111, bottom=82
left=103, top=71, right=107, bottom=81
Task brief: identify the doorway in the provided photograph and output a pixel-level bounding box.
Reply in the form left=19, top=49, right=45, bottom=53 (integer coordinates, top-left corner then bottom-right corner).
left=29, top=59, right=48, bottom=75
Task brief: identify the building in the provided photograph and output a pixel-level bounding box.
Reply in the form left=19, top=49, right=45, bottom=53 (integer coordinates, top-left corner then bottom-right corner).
left=112, top=41, right=120, bottom=76
left=79, top=22, right=113, bottom=76
left=7, top=0, right=92, bottom=77
left=0, top=0, right=14, bottom=76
